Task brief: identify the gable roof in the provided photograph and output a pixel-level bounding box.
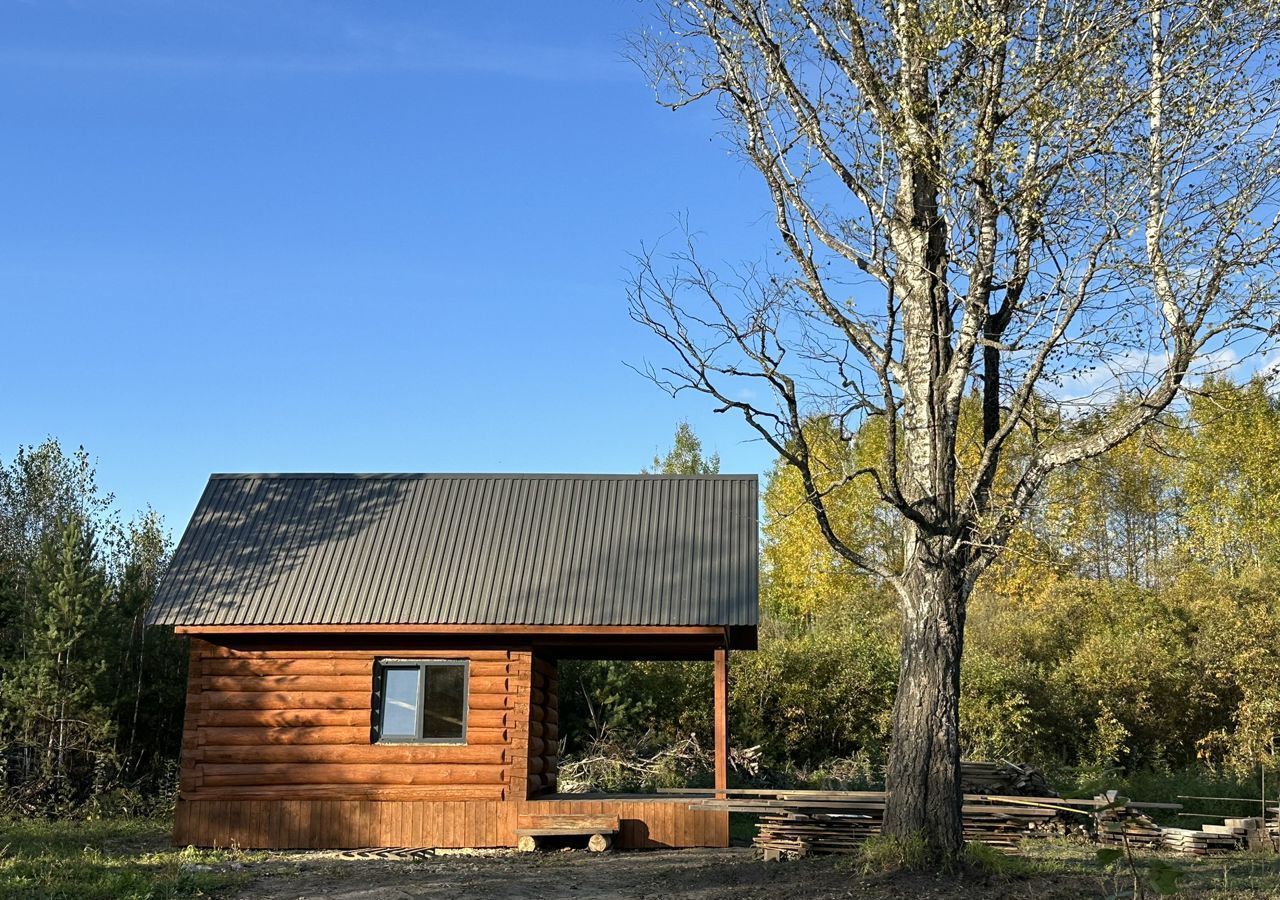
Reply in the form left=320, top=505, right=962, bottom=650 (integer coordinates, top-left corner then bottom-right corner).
left=147, top=473, right=758, bottom=629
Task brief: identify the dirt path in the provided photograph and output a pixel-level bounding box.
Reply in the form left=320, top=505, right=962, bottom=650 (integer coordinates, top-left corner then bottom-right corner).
left=232, top=847, right=1099, bottom=899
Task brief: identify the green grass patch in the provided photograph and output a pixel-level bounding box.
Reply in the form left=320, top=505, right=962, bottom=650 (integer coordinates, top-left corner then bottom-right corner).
left=959, top=840, right=1062, bottom=877
left=1024, top=839, right=1280, bottom=899
left=0, top=817, right=257, bottom=900
left=844, top=833, right=933, bottom=874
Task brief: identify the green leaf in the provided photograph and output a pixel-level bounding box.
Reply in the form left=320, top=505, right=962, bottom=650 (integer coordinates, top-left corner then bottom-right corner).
left=1146, top=860, right=1184, bottom=895
left=1095, top=847, right=1124, bottom=866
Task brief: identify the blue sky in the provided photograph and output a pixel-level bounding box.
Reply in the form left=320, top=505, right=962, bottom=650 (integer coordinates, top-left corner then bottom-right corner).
left=0, top=1, right=782, bottom=535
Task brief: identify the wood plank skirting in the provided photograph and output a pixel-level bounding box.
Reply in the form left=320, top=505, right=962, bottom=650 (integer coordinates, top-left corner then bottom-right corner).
left=172, top=797, right=729, bottom=850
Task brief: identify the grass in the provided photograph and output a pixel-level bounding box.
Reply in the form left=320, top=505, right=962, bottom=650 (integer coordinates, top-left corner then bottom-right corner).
left=847, top=834, right=934, bottom=874
left=0, top=817, right=258, bottom=900
left=1024, top=839, right=1280, bottom=899
left=827, top=837, right=1280, bottom=898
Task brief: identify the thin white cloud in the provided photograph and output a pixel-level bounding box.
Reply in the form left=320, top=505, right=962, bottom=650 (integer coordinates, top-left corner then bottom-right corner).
left=0, top=22, right=628, bottom=82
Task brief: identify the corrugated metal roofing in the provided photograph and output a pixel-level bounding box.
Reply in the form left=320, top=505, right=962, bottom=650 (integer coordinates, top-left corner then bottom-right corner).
left=146, top=474, right=758, bottom=627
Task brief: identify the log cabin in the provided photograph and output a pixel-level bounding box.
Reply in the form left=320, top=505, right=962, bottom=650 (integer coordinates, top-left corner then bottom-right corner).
left=147, top=472, right=758, bottom=850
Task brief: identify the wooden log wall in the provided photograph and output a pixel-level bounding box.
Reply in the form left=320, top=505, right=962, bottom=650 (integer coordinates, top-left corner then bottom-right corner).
left=173, top=639, right=728, bottom=850
left=179, top=639, right=528, bottom=803
left=527, top=655, right=559, bottom=796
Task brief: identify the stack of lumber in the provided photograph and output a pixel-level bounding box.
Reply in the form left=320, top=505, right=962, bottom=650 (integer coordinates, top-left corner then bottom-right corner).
left=1160, top=826, right=1237, bottom=857
left=1095, top=805, right=1164, bottom=849
left=684, top=789, right=1059, bottom=856
left=1202, top=818, right=1263, bottom=850
left=960, top=761, right=1057, bottom=797
left=754, top=811, right=879, bottom=856
left=962, top=802, right=1058, bottom=849
left=677, top=788, right=1185, bottom=859
left=1096, top=804, right=1253, bottom=856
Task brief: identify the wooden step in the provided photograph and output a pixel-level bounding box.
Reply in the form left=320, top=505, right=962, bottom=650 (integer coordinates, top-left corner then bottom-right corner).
left=515, top=814, right=619, bottom=853
left=516, top=814, right=619, bottom=834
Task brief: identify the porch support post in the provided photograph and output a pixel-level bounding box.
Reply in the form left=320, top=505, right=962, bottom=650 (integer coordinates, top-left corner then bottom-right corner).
left=714, top=646, right=728, bottom=794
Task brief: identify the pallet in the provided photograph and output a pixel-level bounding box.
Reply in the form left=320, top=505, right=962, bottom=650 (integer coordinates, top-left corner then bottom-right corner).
left=338, top=847, right=435, bottom=860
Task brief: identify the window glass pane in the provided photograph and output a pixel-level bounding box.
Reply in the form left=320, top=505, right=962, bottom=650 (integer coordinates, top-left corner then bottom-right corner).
left=422, top=664, right=466, bottom=740
left=380, top=666, right=420, bottom=738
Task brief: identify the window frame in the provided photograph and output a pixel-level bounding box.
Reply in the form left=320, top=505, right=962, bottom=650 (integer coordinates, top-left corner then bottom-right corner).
left=372, top=658, right=469, bottom=745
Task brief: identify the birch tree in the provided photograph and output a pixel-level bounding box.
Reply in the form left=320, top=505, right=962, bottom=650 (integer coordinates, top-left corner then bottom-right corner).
left=628, top=0, right=1280, bottom=855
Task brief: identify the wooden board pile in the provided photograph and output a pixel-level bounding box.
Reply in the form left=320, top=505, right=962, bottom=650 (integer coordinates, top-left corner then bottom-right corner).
left=962, top=802, right=1059, bottom=849
left=684, top=790, right=1059, bottom=857
left=754, top=811, right=879, bottom=856
left=1096, top=805, right=1164, bottom=849
left=1159, top=826, right=1237, bottom=856
left=1201, top=818, right=1265, bottom=850
left=1096, top=805, right=1261, bottom=857
left=960, top=761, right=1057, bottom=798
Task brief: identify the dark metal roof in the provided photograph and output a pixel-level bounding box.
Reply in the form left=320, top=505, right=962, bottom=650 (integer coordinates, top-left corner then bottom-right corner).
left=147, top=473, right=758, bottom=628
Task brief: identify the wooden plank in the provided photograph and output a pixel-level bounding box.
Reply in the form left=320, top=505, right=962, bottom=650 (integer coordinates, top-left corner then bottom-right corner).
left=517, top=826, right=619, bottom=837
left=429, top=800, right=444, bottom=846
left=204, top=691, right=371, bottom=710
left=661, top=786, right=1182, bottom=810
left=467, top=709, right=509, bottom=729
left=201, top=646, right=514, bottom=661
left=204, top=675, right=371, bottom=692
left=412, top=799, right=425, bottom=846
left=182, top=624, right=726, bottom=636
left=206, top=658, right=374, bottom=677
left=202, top=709, right=370, bottom=727
left=464, top=727, right=510, bottom=745
left=200, top=726, right=369, bottom=746
left=445, top=800, right=459, bottom=847
left=200, top=763, right=509, bottom=786
left=172, top=798, right=189, bottom=845
left=468, top=694, right=514, bottom=710
left=199, top=744, right=507, bottom=765
left=517, top=814, right=619, bottom=832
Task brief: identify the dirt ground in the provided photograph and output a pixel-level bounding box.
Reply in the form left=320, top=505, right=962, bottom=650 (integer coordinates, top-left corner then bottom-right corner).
left=231, top=847, right=1102, bottom=900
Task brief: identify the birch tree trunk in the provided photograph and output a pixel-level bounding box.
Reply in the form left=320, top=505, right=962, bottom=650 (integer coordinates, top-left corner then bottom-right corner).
left=880, top=62, right=970, bottom=846
left=884, top=549, right=964, bottom=852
